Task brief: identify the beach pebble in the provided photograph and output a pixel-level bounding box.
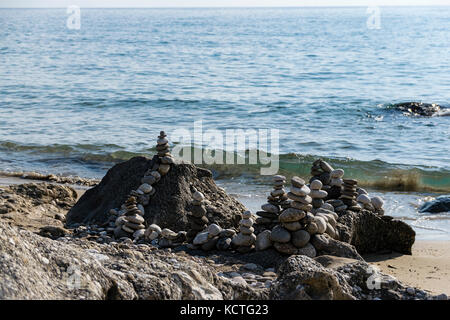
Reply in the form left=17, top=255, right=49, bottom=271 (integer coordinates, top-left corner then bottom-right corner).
left=133, top=229, right=145, bottom=240
left=406, top=287, right=416, bottom=295
left=261, top=203, right=279, bottom=213
left=161, top=228, right=178, bottom=240
left=291, top=176, right=305, bottom=188
left=219, top=229, right=236, bottom=238
left=138, top=183, right=153, bottom=194
left=315, top=216, right=327, bottom=234
left=291, top=185, right=310, bottom=197
left=239, top=218, right=253, bottom=228
left=319, top=161, right=334, bottom=173
left=371, top=196, right=384, bottom=209
left=357, top=194, right=371, bottom=205
left=232, top=233, right=256, bottom=246
left=207, top=224, right=222, bottom=237
left=310, top=190, right=328, bottom=199
left=292, top=230, right=310, bottom=248
left=193, top=191, right=205, bottom=202
left=310, top=180, right=323, bottom=190
left=157, top=137, right=168, bottom=145
left=256, top=230, right=272, bottom=251
left=320, top=203, right=335, bottom=212
left=242, top=210, right=252, bottom=219
left=270, top=225, right=291, bottom=243
left=193, top=232, right=209, bottom=245
left=330, top=169, right=344, bottom=178
left=279, top=208, right=306, bottom=222
left=297, top=242, right=317, bottom=258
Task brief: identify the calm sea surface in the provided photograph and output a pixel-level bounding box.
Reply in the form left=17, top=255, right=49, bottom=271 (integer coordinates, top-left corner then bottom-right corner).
left=0, top=7, right=449, bottom=238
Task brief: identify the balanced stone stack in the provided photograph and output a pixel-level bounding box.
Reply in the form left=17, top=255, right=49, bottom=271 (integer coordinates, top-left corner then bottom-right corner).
left=268, top=177, right=317, bottom=257
left=193, top=223, right=236, bottom=251
left=186, top=188, right=209, bottom=242
left=115, top=196, right=146, bottom=240
left=356, top=189, right=385, bottom=216
left=255, top=175, right=289, bottom=230
left=340, top=179, right=360, bottom=211
left=309, top=179, right=328, bottom=213
left=231, top=210, right=256, bottom=253
left=156, top=131, right=173, bottom=176
left=328, top=168, right=344, bottom=199
left=310, top=159, right=334, bottom=194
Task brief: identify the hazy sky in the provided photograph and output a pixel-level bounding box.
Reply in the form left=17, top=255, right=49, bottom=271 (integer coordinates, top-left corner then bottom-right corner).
left=2, top=0, right=450, bottom=8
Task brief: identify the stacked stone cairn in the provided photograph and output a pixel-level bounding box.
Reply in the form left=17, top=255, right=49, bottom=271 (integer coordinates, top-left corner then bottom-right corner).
left=329, top=168, right=344, bottom=199
left=340, top=179, right=361, bottom=211
left=231, top=210, right=256, bottom=253
left=114, top=196, right=146, bottom=240
left=186, top=188, right=209, bottom=242
left=310, top=159, right=334, bottom=194
left=255, top=175, right=289, bottom=231
left=309, top=179, right=328, bottom=214
left=155, top=131, right=173, bottom=175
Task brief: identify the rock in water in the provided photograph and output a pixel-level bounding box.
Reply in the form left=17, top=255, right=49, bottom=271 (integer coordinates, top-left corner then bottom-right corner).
left=391, top=102, right=445, bottom=117
left=419, top=196, right=450, bottom=213
left=67, top=156, right=246, bottom=231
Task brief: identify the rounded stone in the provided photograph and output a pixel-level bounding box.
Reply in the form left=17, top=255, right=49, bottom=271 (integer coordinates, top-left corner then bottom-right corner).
left=121, top=225, right=135, bottom=233
left=273, top=242, right=298, bottom=255
left=371, top=196, right=384, bottom=209
left=282, top=221, right=302, bottom=232
left=255, top=230, right=272, bottom=251
left=150, top=171, right=161, bottom=181
left=232, top=233, right=256, bottom=246
left=240, top=226, right=254, bottom=235
left=207, top=224, right=222, bottom=237
left=161, top=156, right=174, bottom=164
left=291, top=185, right=310, bottom=197
left=115, top=216, right=127, bottom=227
left=310, top=180, right=323, bottom=190
left=292, top=230, right=310, bottom=248
left=269, top=225, right=291, bottom=243
left=261, top=203, right=279, bottom=214
left=357, top=188, right=368, bottom=195
left=357, top=194, right=371, bottom=205
left=157, top=137, right=168, bottom=145
left=273, top=175, right=286, bottom=182
left=242, top=210, right=252, bottom=219
left=216, top=237, right=232, bottom=250
left=193, top=232, right=209, bottom=245
left=287, top=192, right=312, bottom=204
left=146, top=230, right=159, bottom=241
left=161, top=228, right=178, bottom=240
left=297, top=242, right=317, bottom=258
left=330, top=169, right=344, bottom=179
left=137, top=204, right=145, bottom=216
left=290, top=201, right=313, bottom=211
left=319, top=161, right=334, bottom=173
left=133, top=229, right=145, bottom=240
left=193, top=191, right=205, bottom=202
left=279, top=208, right=306, bottom=223
left=191, top=205, right=207, bottom=217
left=126, top=214, right=144, bottom=224
left=219, top=229, right=236, bottom=238
left=310, top=189, right=328, bottom=199
left=291, top=176, right=305, bottom=188
left=320, top=203, right=335, bottom=212
left=315, top=216, right=327, bottom=234
left=271, top=189, right=286, bottom=197
left=147, top=224, right=161, bottom=234
left=239, top=218, right=253, bottom=228
left=330, top=178, right=343, bottom=187
left=124, top=221, right=145, bottom=230
left=158, top=164, right=170, bottom=175
left=306, top=222, right=318, bottom=235
left=138, top=183, right=153, bottom=194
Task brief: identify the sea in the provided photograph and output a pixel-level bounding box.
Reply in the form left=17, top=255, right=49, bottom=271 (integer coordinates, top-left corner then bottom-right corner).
left=0, top=7, right=449, bottom=239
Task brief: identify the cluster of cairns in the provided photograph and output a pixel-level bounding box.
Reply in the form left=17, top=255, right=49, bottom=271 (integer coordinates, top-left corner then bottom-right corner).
left=186, top=189, right=209, bottom=242
left=255, top=176, right=340, bottom=256
left=231, top=210, right=257, bottom=253
left=255, top=175, right=289, bottom=230
left=113, top=196, right=146, bottom=240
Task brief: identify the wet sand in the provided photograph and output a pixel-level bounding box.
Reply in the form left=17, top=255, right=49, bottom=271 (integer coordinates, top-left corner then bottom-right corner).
left=364, top=241, right=450, bottom=295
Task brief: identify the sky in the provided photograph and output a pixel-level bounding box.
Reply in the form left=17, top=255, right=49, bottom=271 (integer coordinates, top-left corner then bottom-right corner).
left=1, top=0, right=450, bottom=8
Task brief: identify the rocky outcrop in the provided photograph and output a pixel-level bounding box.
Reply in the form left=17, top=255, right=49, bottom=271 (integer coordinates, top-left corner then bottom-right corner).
left=0, top=221, right=265, bottom=300
left=310, top=234, right=363, bottom=260
left=67, top=156, right=246, bottom=231
left=391, top=102, right=448, bottom=117
left=419, top=196, right=450, bottom=213
left=337, top=210, right=415, bottom=254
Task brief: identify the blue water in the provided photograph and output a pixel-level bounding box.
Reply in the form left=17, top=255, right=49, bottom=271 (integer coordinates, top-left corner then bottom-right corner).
left=0, top=7, right=450, bottom=239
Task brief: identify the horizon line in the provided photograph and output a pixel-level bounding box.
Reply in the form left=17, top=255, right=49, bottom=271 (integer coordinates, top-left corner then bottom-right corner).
left=2, top=5, right=450, bottom=8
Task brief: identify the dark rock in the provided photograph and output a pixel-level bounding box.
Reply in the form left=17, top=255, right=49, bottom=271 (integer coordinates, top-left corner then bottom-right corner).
left=310, top=234, right=363, bottom=260
left=419, top=195, right=450, bottom=213
left=38, top=225, right=68, bottom=239
left=67, top=156, right=245, bottom=231
left=391, top=102, right=446, bottom=117
left=337, top=209, right=415, bottom=254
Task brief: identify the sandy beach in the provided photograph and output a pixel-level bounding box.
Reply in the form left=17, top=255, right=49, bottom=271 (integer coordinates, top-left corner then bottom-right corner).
left=364, top=241, right=450, bottom=295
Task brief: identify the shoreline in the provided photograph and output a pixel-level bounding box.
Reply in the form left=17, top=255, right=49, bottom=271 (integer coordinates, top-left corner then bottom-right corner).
left=1, top=174, right=450, bottom=296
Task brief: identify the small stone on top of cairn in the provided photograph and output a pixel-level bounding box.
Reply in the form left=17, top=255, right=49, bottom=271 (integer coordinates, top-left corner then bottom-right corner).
left=114, top=196, right=146, bottom=240
left=255, top=175, right=288, bottom=230
left=231, top=210, right=256, bottom=253
left=187, top=188, right=208, bottom=242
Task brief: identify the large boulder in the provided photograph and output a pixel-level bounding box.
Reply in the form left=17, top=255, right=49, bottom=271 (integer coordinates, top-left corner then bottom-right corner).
left=419, top=195, right=450, bottom=213
left=66, top=156, right=245, bottom=231
left=337, top=210, right=415, bottom=255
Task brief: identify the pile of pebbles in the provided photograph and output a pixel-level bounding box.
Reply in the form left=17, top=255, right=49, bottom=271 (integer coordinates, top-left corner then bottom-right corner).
left=114, top=196, right=146, bottom=240
left=186, top=188, right=209, bottom=242
left=231, top=210, right=257, bottom=253
left=356, top=190, right=385, bottom=216
left=255, top=175, right=289, bottom=230
left=260, top=176, right=341, bottom=257
left=192, top=223, right=236, bottom=251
